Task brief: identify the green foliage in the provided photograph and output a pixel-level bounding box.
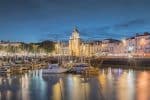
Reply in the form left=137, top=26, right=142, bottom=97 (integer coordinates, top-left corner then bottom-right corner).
left=19, top=43, right=37, bottom=53
left=38, top=40, right=55, bottom=53
left=0, top=40, right=55, bottom=55
left=0, top=45, right=4, bottom=51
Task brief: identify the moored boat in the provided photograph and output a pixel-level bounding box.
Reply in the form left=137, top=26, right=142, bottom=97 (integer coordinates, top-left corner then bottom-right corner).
left=42, top=64, right=69, bottom=74
left=0, top=66, right=12, bottom=73
left=69, top=63, right=89, bottom=74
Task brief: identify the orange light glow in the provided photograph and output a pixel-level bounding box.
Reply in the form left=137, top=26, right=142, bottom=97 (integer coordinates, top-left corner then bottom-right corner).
left=140, top=38, right=146, bottom=46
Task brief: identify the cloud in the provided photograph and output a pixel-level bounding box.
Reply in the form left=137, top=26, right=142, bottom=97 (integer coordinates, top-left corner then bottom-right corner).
left=39, top=18, right=150, bottom=41
left=111, top=18, right=150, bottom=36
left=76, top=18, right=150, bottom=40
left=40, top=31, right=71, bottom=41
left=114, top=19, right=147, bottom=29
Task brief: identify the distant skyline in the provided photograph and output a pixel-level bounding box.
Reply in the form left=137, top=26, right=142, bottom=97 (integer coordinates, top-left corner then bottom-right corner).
left=0, top=0, right=150, bottom=42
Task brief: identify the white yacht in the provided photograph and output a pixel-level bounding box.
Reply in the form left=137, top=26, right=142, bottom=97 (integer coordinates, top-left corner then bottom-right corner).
left=42, top=64, right=69, bottom=74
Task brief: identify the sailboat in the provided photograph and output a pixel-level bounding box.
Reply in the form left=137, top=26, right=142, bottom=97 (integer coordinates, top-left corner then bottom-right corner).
left=42, top=42, right=69, bottom=74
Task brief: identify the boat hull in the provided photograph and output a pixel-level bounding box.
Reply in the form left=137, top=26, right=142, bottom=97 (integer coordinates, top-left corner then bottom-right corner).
left=42, top=68, right=68, bottom=74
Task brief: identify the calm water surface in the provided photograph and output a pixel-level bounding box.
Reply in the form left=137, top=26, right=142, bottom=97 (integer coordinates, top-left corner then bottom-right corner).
left=0, top=68, right=149, bottom=100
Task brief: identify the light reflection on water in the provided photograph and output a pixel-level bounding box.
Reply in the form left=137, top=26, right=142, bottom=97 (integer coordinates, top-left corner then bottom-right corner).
left=0, top=68, right=149, bottom=100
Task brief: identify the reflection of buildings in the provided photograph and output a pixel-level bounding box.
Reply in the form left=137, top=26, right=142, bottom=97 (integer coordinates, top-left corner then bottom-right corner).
left=136, top=72, right=149, bottom=100
left=55, top=27, right=150, bottom=57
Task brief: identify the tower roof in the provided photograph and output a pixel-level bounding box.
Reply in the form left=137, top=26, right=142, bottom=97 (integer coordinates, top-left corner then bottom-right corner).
left=73, top=26, right=79, bottom=33
left=70, top=26, right=80, bottom=39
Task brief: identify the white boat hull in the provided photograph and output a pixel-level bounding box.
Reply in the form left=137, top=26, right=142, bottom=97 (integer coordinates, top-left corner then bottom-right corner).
left=42, top=68, right=68, bottom=74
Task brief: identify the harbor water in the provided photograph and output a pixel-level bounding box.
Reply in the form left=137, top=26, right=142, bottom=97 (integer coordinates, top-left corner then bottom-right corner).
left=0, top=68, right=149, bottom=100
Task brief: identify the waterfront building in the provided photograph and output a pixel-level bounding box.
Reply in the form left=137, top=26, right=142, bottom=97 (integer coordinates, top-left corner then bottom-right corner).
left=135, top=33, right=150, bottom=55
left=55, top=41, right=69, bottom=56
left=101, top=39, right=121, bottom=56
left=88, top=41, right=102, bottom=56
left=69, top=28, right=103, bottom=57
left=80, top=42, right=90, bottom=57
left=79, top=41, right=98, bottom=57
left=122, top=32, right=150, bottom=57
left=54, top=27, right=150, bottom=57
left=55, top=28, right=102, bottom=57
left=55, top=28, right=122, bottom=57
left=123, top=37, right=136, bottom=54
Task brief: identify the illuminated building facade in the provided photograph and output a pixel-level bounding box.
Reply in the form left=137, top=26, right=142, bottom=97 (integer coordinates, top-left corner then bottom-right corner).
left=55, top=41, right=69, bottom=56
left=69, top=27, right=81, bottom=56
left=135, top=33, right=150, bottom=54
left=55, top=28, right=150, bottom=57
left=101, top=39, right=121, bottom=54
left=123, top=32, right=150, bottom=56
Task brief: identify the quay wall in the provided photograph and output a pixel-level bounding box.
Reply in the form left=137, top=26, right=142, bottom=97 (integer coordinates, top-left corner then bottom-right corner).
left=46, top=56, right=150, bottom=69
left=90, top=57, right=150, bottom=69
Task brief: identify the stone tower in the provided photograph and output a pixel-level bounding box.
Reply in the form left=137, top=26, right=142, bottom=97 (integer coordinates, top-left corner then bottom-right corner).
left=69, top=27, right=81, bottom=56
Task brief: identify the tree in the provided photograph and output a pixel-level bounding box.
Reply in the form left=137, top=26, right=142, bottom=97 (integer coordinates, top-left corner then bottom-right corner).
left=0, top=45, right=4, bottom=51
left=5, top=45, right=20, bottom=56
left=38, top=40, right=55, bottom=54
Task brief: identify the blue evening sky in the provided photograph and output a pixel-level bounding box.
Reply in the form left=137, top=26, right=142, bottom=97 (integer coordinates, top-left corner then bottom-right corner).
left=0, top=0, right=150, bottom=42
